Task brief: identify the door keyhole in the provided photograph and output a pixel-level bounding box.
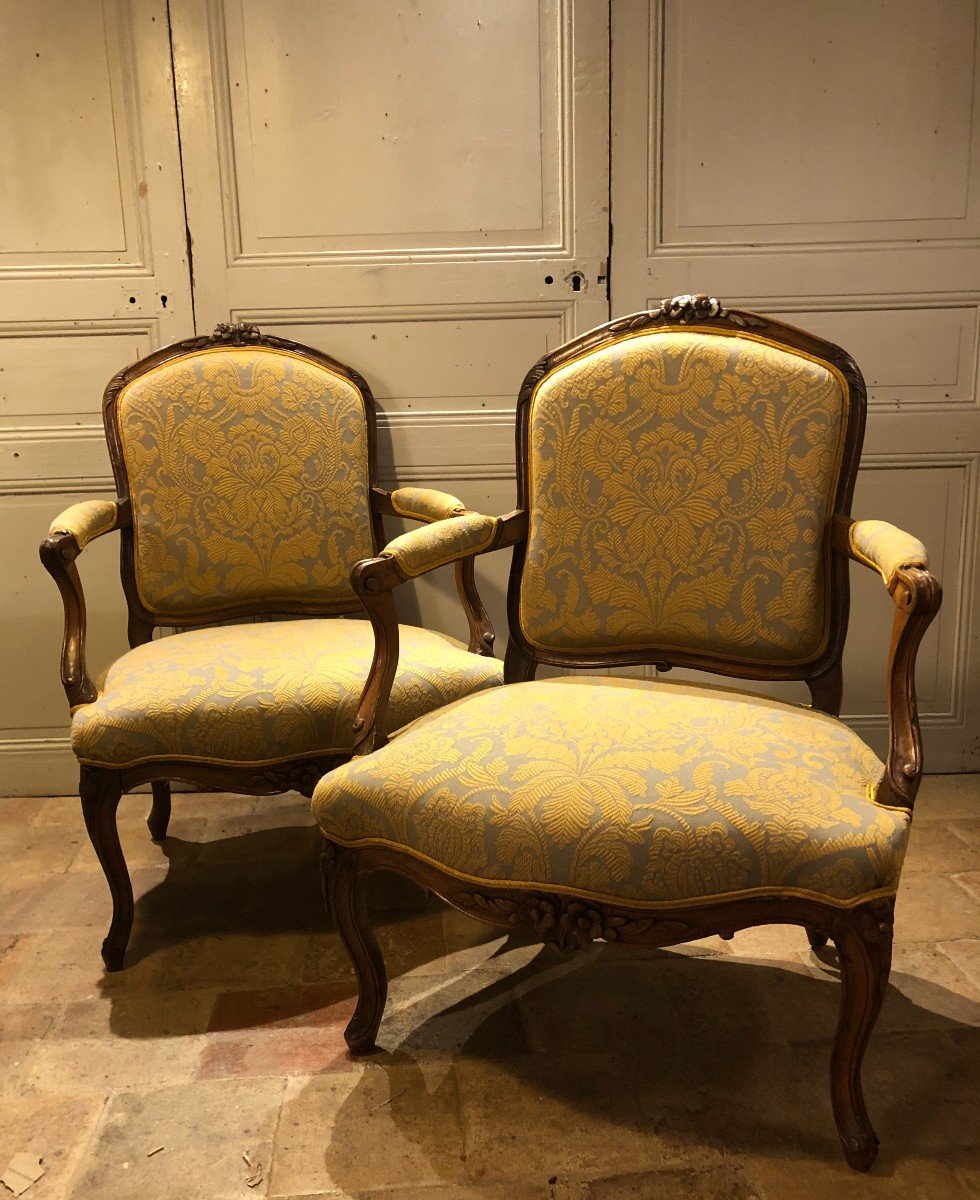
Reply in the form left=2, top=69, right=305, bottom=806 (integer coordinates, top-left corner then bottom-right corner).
left=568, top=271, right=585, bottom=292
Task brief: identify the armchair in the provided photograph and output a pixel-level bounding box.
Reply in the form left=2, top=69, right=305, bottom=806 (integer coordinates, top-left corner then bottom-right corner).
left=40, top=322, right=503, bottom=970
left=313, top=297, right=942, bottom=1169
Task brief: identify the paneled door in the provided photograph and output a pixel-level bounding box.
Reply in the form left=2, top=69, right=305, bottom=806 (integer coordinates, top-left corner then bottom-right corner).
left=610, top=0, right=980, bottom=769
left=169, top=0, right=611, bottom=643
left=0, top=0, right=194, bottom=793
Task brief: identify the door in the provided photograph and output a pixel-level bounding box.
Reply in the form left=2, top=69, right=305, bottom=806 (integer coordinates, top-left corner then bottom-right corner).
left=0, top=0, right=194, bottom=793
left=611, top=0, right=980, bottom=770
left=168, top=0, right=611, bottom=644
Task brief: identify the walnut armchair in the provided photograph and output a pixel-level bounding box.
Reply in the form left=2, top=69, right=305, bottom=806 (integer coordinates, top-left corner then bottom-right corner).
left=313, top=297, right=942, bottom=1170
left=40, top=323, right=503, bottom=970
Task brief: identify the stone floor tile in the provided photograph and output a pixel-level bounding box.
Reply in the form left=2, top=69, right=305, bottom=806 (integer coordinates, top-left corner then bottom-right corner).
left=583, top=1165, right=762, bottom=1199
left=0, top=825, right=84, bottom=882
left=0, top=865, right=169, bottom=934
left=902, top=821, right=980, bottom=876
left=516, top=955, right=688, bottom=1056
left=28, top=1034, right=205, bottom=1096
left=379, top=967, right=532, bottom=1059
left=141, top=931, right=313, bottom=991
left=304, top=909, right=452, bottom=984
left=208, top=982, right=354, bottom=1033
left=947, top=818, right=980, bottom=848
left=0, top=1039, right=42, bottom=1100
left=894, top=872, right=980, bottom=942
left=0, top=1002, right=57, bottom=1041
left=0, top=796, right=50, bottom=827
left=271, top=1059, right=466, bottom=1196
left=198, top=1026, right=351, bottom=1080
left=913, top=775, right=980, bottom=822
left=68, top=1076, right=284, bottom=1200
left=49, top=989, right=217, bottom=1040
left=879, top=942, right=980, bottom=1033
left=0, top=930, right=158, bottom=1006
left=660, top=952, right=840, bottom=1046
left=0, top=1094, right=106, bottom=1200
left=953, top=870, right=980, bottom=903
left=455, top=1053, right=670, bottom=1183
left=939, top=938, right=980, bottom=989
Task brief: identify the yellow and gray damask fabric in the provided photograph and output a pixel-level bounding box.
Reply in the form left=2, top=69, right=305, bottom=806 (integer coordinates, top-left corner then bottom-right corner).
left=381, top=513, right=498, bottom=577
left=115, top=347, right=374, bottom=616
left=390, top=487, right=467, bottom=522
left=520, top=330, right=848, bottom=664
left=71, top=619, right=503, bottom=768
left=849, top=519, right=928, bottom=586
left=314, top=676, right=906, bottom=907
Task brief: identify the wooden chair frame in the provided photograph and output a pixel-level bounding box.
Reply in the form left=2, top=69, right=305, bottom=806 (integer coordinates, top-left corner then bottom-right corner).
left=40, top=321, right=495, bottom=971
left=323, top=296, right=942, bottom=1170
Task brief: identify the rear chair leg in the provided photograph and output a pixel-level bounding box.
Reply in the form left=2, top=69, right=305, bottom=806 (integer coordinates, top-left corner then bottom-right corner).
left=806, top=925, right=829, bottom=951
left=321, top=841, right=388, bottom=1054
left=79, top=766, right=132, bottom=971
left=148, top=781, right=171, bottom=841
left=830, top=899, right=894, bottom=1170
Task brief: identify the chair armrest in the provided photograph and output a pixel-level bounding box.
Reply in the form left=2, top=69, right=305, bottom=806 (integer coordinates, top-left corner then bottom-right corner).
left=39, top=499, right=126, bottom=709
left=380, top=512, right=498, bottom=577
left=389, top=486, right=468, bottom=523
left=848, top=519, right=928, bottom=586
left=837, top=515, right=942, bottom=809
left=48, top=499, right=121, bottom=550
left=349, top=509, right=527, bottom=755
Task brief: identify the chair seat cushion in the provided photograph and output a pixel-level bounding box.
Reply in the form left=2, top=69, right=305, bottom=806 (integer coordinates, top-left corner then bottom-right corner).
left=71, top=619, right=503, bottom=769
left=313, top=676, right=908, bottom=908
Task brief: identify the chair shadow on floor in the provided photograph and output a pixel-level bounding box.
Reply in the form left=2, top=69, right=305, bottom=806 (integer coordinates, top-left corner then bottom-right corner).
left=309, top=935, right=980, bottom=1188
left=96, top=821, right=446, bottom=1036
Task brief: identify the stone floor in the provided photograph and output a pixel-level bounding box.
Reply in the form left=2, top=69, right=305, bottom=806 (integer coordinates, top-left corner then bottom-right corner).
left=0, top=774, right=976, bottom=1200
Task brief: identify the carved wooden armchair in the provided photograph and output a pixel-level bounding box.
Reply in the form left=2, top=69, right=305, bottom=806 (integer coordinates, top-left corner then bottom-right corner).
left=40, top=323, right=502, bottom=970
left=313, top=297, right=941, bottom=1170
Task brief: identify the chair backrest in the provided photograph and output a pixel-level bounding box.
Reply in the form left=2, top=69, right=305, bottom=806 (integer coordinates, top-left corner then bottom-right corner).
left=509, top=297, right=866, bottom=683
left=103, top=325, right=381, bottom=626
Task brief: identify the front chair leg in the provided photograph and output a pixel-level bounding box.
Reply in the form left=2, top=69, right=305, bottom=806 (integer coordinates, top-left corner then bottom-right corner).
left=830, top=899, right=894, bottom=1170
left=321, top=842, right=387, bottom=1054
left=147, top=781, right=171, bottom=841
left=79, top=766, right=132, bottom=972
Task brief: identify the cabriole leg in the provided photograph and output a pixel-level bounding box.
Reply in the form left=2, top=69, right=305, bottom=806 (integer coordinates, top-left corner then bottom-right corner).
left=79, top=766, right=132, bottom=971
left=147, top=781, right=171, bottom=841
left=321, top=842, right=387, bottom=1054
left=830, top=899, right=894, bottom=1170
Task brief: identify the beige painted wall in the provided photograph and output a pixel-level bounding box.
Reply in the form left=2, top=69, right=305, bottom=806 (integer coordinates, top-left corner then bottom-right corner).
left=2, top=0, right=976, bottom=794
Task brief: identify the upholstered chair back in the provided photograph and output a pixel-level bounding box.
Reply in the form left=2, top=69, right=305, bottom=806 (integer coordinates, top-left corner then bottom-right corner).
left=105, top=336, right=376, bottom=622
left=517, top=321, right=856, bottom=669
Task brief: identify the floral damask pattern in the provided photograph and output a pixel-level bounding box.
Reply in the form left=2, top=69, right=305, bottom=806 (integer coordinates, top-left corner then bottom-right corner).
left=313, top=676, right=907, bottom=907
left=519, top=330, right=849, bottom=663
left=71, top=619, right=503, bottom=768
left=115, top=347, right=375, bottom=615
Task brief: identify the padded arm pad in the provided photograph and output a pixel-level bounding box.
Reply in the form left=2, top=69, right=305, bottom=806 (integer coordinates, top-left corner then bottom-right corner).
left=48, top=500, right=119, bottom=550
left=380, top=512, right=498, bottom=577
left=390, top=487, right=468, bottom=523
left=849, top=519, right=928, bottom=586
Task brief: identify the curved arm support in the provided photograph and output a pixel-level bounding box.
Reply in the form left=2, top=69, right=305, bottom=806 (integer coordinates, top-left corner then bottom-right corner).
left=455, top=556, right=495, bottom=656
left=349, top=509, right=527, bottom=754
left=39, top=500, right=127, bottom=709
left=836, top=516, right=942, bottom=809
left=878, top=566, right=942, bottom=808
